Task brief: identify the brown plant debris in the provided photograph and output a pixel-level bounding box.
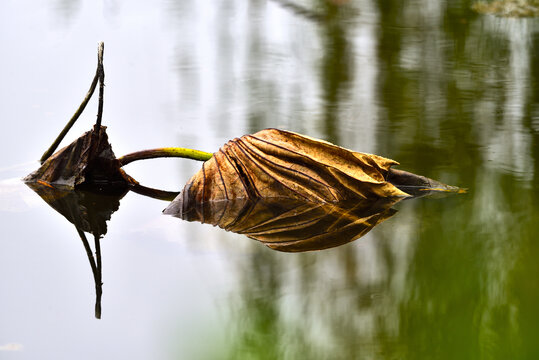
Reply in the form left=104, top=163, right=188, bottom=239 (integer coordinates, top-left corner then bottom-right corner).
left=173, top=128, right=410, bottom=207
left=24, top=125, right=133, bottom=190
left=472, top=0, right=539, bottom=17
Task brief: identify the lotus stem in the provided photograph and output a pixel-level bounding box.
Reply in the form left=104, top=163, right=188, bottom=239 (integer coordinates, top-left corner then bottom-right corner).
left=118, top=147, right=213, bottom=166
left=40, top=41, right=105, bottom=163
left=95, top=42, right=105, bottom=129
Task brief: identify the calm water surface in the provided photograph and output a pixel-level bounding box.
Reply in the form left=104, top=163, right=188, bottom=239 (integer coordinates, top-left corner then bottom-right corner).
left=1, top=1, right=538, bottom=359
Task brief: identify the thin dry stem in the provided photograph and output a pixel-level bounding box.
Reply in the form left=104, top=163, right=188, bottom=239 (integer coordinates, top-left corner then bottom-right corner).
left=40, top=42, right=105, bottom=163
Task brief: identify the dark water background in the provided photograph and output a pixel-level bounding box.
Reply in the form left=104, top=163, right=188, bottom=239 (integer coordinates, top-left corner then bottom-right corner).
left=0, top=1, right=538, bottom=359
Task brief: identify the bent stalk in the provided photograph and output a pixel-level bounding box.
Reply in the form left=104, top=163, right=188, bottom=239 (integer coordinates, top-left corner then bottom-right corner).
left=40, top=42, right=105, bottom=163
left=118, top=147, right=212, bottom=166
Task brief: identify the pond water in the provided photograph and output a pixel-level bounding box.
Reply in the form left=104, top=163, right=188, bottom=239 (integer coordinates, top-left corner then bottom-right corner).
left=1, top=0, right=538, bottom=359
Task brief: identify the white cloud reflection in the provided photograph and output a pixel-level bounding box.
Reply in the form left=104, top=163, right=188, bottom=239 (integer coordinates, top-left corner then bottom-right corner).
left=0, top=343, right=23, bottom=351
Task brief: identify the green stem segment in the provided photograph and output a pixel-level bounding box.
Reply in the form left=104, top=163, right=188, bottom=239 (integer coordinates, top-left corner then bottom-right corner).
left=118, top=147, right=213, bottom=167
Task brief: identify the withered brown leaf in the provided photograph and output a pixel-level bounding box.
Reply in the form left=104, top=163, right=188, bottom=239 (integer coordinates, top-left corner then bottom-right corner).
left=175, top=128, right=410, bottom=206
left=24, top=125, right=132, bottom=190
left=164, top=129, right=464, bottom=251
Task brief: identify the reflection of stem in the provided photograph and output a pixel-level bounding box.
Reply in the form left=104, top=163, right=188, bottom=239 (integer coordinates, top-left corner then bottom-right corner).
left=93, top=233, right=102, bottom=319
left=118, top=147, right=212, bottom=166
left=40, top=42, right=105, bottom=163
left=129, top=183, right=179, bottom=201
left=76, top=226, right=103, bottom=319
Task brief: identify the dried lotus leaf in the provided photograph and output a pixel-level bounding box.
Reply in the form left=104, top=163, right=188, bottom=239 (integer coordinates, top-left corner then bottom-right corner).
left=176, top=128, right=409, bottom=207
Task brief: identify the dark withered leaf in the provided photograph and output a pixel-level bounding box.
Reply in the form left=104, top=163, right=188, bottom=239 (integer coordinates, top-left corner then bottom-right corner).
left=24, top=125, right=131, bottom=189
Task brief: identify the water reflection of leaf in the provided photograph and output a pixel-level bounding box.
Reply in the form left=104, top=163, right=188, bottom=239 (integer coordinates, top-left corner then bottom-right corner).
left=24, top=182, right=126, bottom=319
left=165, top=197, right=401, bottom=252
left=26, top=182, right=127, bottom=238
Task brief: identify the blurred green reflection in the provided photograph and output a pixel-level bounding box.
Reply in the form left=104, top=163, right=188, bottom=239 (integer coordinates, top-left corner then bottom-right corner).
left=188, top=1, right=538, bottom=359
